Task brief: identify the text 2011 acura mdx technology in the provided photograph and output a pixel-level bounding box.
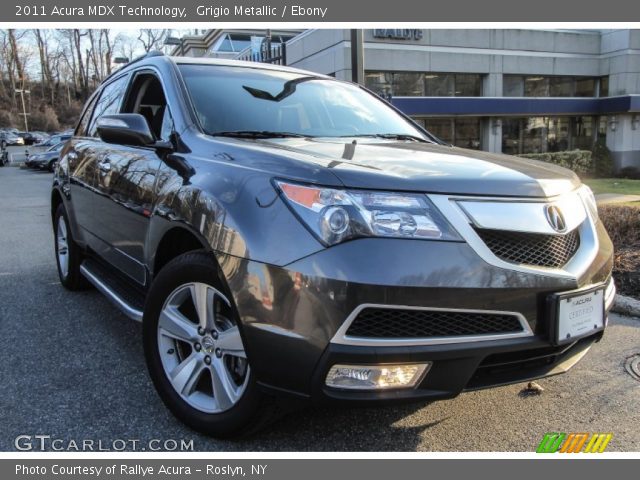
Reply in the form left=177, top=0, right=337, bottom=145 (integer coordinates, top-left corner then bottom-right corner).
left=52, top=52, right=615, bottom=437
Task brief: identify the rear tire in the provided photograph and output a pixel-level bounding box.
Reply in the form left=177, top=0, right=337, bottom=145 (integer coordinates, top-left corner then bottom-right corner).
left=54, top=204, right=90, bottom=290
left=48, top=160, right=56, bottom=172
left=143, top=251, right=278, bottom=438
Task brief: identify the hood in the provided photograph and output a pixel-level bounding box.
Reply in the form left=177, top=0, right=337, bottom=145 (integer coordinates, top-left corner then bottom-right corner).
left=230, top=137, right=581, bottom=198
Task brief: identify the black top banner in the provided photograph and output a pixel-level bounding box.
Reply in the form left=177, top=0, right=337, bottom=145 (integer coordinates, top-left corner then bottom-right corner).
left=4, top=0, right=640, bottom=22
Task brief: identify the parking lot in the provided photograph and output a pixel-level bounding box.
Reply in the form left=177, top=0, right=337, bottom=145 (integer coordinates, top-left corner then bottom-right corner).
left=0, top=165, right=639, bottom=452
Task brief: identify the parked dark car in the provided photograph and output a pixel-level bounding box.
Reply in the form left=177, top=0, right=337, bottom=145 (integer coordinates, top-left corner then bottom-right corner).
left=0, top=130, right=25, bottom=148
left=52, top=53, right=615, bottom=438
left=28, top=134, right=71, bottom=155
left=19, top=131, right=49, bottom=145
left=25, top=142, right=65, bottom=171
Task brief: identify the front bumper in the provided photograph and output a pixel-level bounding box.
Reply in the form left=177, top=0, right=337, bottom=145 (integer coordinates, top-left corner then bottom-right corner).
left=219, top=219, right=614, bottom=402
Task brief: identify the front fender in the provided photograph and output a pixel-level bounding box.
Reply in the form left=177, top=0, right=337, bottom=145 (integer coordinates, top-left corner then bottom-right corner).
left=148, top=159, right=325, bottom=270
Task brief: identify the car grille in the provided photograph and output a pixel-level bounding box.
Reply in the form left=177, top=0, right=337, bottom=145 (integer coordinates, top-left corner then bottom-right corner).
left=345, top=308, right=524, bottom=338
left=474, top=227, right=580, bottom=268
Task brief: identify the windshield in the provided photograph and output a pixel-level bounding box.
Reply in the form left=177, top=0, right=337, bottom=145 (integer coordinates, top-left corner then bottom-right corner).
left=178, top=64, right=431, bottom=140
left=48, top=142, right=65, bottom=152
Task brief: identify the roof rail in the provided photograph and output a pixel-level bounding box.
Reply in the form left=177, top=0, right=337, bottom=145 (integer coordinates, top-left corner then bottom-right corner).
left=101, top=50, right=165, bottom=83
left=126, top=50, right=165, bottom=67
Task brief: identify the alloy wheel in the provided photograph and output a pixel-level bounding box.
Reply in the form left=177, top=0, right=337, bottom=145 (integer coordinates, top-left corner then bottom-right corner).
left=157, top=282, right=249, bottom=413
left=56, top=219, right=69, bottom=278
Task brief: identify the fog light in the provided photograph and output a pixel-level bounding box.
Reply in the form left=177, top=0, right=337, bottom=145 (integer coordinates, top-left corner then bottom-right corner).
left=325, top=363, right=431, bottom=390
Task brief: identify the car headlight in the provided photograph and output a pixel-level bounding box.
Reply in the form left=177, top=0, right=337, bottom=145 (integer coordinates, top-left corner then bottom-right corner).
left=276, top=180, right=461, bottom=246
left=579, top=185, right=599, bottom=223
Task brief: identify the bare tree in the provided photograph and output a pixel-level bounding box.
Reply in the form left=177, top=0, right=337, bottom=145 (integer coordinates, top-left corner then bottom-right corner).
left=137, top=29, right=168, bottom=52
left=33, top=29, right=56, bottom=104
left=102, top=30, right=114, bottom=76
left=72, top=29, right=88, bottom=97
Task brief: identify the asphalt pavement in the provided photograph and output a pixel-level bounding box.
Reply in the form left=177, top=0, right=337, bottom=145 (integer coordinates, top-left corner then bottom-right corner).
left=0, top=165, right=639, bottom=452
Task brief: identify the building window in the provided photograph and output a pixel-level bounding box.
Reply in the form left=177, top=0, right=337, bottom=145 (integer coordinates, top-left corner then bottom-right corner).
left=501, top=116, right=595, bottom=155
left=422, top=118, right=453, bottom=144
left=393, top=73, right=424, bottom=96
left=524, top=77, right=549, bottom=97
left=453, top=117, right=482, bottom=149
left=599, top=77, right=609, bottom=97
left=572, top=116, right=595, bottom=150
left=503, top=76, right=523, bottom=97
left=366, top=72, right=483, bottom=97
left=575, top=78, right=596, bottom=97
left=454, top=74, right=482, bottom=96
left=597, top=116, right=608, bottom=140
left=549, top=77, right=574, bottom=97
left=503, top=75, right=598, bottom=97
left=424, top=74, right=454, bottom=96
left=420, top=117, right=482, bottom=149
left=365, top=72, right=393, bottom=96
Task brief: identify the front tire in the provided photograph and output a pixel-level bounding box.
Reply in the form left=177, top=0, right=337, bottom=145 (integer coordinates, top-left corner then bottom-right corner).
left=54, top=204, right=90, bottom=290
left=143, top=251, right=275, bottom=438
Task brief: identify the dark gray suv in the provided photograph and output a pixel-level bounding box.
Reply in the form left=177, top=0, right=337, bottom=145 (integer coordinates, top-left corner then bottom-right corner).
left=51, top=52, right=615, bottom=437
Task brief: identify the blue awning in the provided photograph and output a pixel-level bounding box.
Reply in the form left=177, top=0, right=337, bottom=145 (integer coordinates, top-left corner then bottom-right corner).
left=391, top=95, right=640, bottom=117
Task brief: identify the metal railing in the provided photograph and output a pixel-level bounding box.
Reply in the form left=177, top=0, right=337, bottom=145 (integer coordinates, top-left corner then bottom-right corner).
left=236, top=43, right=286, bottom=65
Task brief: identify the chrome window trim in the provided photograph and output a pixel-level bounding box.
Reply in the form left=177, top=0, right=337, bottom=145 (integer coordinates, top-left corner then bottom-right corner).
left=330, top=304, right=534, bottom=347
left=428, top=187, right=599, bottom=280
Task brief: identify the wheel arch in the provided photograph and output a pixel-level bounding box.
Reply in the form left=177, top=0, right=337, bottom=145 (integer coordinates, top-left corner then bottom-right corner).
left=51, top=188, right=64, bottom=224
left=150, top=224, right=211, bottom=279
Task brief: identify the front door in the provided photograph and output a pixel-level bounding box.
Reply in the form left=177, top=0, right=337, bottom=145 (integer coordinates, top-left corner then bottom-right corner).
left=91, top=71, right=173, bottom=286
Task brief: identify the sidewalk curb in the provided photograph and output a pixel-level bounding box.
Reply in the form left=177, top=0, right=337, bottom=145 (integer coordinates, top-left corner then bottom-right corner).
left=611, top=294, right=640, bottom=318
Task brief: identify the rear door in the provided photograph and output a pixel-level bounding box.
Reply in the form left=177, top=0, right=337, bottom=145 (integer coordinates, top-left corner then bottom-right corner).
left=90, top=70, right=173, bottom=286
left=66, top=73, right=130, bottom=253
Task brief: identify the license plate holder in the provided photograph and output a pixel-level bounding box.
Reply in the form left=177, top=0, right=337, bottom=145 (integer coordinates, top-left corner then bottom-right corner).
left=548, top=286, right=605, bottom=345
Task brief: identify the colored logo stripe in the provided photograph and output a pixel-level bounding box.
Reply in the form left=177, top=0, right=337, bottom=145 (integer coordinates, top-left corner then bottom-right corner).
left=537, top=433, right=566, bottom=453
left=537, top=433, right=612, bottom=453
left=584, top=433, right=613, bottom=453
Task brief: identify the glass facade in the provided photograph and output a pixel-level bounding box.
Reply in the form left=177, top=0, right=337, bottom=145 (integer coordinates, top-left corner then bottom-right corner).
left=365, top=72, right=482, bottom=97
left=419, top=117, right=482, bottom=149
left=364, top=71, right=613, bottom=157
left=503, top=75, right=602, bottom=97
left=501, top=116, right=597, bottom=155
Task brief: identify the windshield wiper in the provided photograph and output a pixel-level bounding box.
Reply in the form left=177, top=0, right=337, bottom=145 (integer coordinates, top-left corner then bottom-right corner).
left=342, top=133, right=432, bottom=143
left=211, top=130, right=311, bottom=139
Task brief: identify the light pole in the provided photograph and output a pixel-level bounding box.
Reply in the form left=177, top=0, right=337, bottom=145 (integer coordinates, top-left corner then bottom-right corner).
left=164, top=36, right=184, bottom=56
left=15, top=89, right=30, bottom=132
left=350, top=30, right=364, bottom=85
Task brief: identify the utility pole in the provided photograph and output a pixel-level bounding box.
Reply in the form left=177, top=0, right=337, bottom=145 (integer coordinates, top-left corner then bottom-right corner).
left=15, top=89, right=30, bottom=132
left=350, top=30, right=364, bottom=85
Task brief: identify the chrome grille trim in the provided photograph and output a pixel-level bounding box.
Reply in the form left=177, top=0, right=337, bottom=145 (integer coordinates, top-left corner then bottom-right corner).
left=428, top=188, right=599, bottom=280
left=331, top=304, right=534, bottom=347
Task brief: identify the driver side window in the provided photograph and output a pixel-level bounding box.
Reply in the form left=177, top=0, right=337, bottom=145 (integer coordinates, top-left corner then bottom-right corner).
left=123, top=72, right=173, bottom=142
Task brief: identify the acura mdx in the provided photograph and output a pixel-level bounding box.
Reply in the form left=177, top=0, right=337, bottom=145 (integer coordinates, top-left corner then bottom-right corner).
left=51, top=52, right=615, bottom=437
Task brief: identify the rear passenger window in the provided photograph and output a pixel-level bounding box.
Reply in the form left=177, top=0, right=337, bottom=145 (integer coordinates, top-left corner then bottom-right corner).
left=87, top=74, right=130, bottom=137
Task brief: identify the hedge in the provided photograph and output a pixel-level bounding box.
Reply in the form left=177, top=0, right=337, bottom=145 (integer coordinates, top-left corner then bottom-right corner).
left=518, top=150, right=593, bottom=175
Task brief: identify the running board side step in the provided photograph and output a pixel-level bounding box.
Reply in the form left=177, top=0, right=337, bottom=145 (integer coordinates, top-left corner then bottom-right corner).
left=80, top=260, right=144, bottom=322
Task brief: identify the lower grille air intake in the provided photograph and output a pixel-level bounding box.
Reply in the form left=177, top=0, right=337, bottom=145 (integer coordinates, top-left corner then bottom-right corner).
left=345, top=308, right=525, bottom=339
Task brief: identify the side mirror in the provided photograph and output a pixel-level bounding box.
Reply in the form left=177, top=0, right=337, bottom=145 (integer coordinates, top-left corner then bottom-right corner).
left=96, top=114, right=154, bottom=147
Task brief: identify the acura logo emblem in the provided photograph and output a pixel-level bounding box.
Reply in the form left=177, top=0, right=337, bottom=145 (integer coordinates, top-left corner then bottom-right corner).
left=545, top=205, right=567, bottom=233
